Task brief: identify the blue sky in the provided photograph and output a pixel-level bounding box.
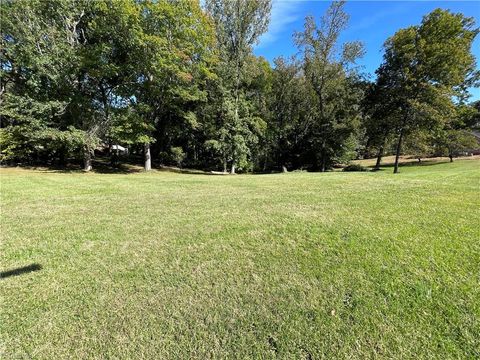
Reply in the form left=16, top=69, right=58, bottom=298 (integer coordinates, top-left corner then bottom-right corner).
left=254, top=1, right=480, bottom=101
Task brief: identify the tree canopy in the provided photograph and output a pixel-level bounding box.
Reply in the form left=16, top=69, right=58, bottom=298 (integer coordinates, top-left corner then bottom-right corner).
left=1, top=1, right=478, bottom=172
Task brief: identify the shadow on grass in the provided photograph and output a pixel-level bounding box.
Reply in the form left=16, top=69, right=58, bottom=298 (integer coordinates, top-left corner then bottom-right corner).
left=371, top=159, right=451, bottom=169
left=89, top=161, right=143, bottom=174
left=1, top=264, right=42, bottom=279
left=10, top=164, right=82, bottom=173
left=7, top=158, right=457, bottom=176
left=10, top=161, right=144, bottom=174
left=157, top=166, right=228, bottom=176
left=6, top=162, right=225, bottom=175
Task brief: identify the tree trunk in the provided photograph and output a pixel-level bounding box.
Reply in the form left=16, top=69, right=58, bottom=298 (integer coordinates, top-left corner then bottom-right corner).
left=449, top=154, right=453, bottom=162
left=83, top=148, right=92, bottom=172
left=111, top=151, right=118, bottom=167
left=110, top=144, right=118, bottom=167
left=320, top=141, right=326, bottom=172
left=393, top=129, right=404, bottom=174
left=374, top=145, right=383, bottom=170
left=282, top=165, right=288, bottom=173
left=230, top=164, right=235, bottom=175
left=417, top=157, right=421, bottom=163
left=223, top=157, right=227, bottom=173
left=144, top=143, right=151, bottom=171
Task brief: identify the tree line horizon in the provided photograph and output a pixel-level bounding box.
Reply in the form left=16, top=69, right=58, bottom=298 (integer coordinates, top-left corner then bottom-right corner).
left=1, top=0, right=479, bottom=174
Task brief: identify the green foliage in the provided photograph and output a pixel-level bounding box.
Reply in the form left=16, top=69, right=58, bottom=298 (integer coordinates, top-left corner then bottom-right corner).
left=435, top=129, right=478, bottom=159
left=265, top=57, right=303, bottom=170
left=1, top=0, right=215, bottom=169
left=1, top=1, right=478, bottom=172
left=0, top=93, right=91, bottom=162
left=108, top=106, right=155, bottom=146
left=374, top=8, right=478, bottom=172
left=294, top=1, right=365, bottom=171
left=170, top=146, right=186, bottom=168
left=403, top=130, right=435, bottom=161
left=455, top=101, right=480, bottom=129
left=204, top=0, right=271, bottom=172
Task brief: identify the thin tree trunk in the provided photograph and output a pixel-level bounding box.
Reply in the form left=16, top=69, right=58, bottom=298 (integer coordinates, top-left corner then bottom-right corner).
left=223, top=157, right=227, bottom=173
left=83, top=148, right=92, bottom=172
left=449, top=154, right=453, bottom=162
left=279, top=155, right=287, bottom=173
left=322, top=143, right=327, bottom=172
left=144, top=143, right=151, bottom=171
left=393, top=129, right=404, bottom=174
left=374, top=145, right=384, bottom=170
left=320, top=142, right=326, bottom=172
left=110, top=144, right=118, bottom=167
left=230, top=164, right=235, bottom=174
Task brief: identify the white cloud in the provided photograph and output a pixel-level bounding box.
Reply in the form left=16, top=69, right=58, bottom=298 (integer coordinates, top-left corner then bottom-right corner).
left=256, top=0, right=302, bottom=48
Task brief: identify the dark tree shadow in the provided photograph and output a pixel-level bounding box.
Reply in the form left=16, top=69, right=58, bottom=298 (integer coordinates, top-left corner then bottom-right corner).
left=376, top=160, right=450, bottom=169
left=10, top=164, right=82, bottom=173
left=88, top=160, right=143, bottom=174
left=1, top=264, right=42, bottom=279
left=8, top=160, right=143, bottom=174
left=157, top=166, right=229, bottom=175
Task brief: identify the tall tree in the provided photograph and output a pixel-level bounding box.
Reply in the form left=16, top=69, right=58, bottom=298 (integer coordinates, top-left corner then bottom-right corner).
left=1, top=0, right=88, bottom=165
left=64, top=0, right=145, bottom=171
left=205, top=0, right=271, bottom=173
left=132, top=1, right=215, bottom=171
left=268, top=57, right=303, bottom=172
left=294, top=1, right=364, bottom=171
left=362, top=80, right=400, bottom=170
left=377, top=9, right=478, bottom=173
left=0, top=0, right=142, bottom=170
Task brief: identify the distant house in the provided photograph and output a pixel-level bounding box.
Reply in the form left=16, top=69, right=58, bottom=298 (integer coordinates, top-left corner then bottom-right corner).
left=111, top=145, right=128, bottom=153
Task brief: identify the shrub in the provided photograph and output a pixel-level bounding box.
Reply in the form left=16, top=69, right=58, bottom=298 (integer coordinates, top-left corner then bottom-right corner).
left=170, top=147, right=186, bottom=167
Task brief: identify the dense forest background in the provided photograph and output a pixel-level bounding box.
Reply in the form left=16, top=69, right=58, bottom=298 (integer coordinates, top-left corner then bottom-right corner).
left=1, top=0, right=479, bottom=173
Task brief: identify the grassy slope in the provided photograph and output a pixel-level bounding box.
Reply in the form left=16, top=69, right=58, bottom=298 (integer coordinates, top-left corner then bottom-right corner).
left=1, top=160, right=479, bottom=359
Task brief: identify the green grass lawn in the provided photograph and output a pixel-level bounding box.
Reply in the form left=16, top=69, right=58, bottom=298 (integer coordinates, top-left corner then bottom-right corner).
left=1, top=160, right=479, bottom=359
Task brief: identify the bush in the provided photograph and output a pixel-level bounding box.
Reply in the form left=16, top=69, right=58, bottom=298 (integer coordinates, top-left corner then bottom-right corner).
left=343, top=164, right=369, bottom=172
left=170, top=147, right=186, bottom=167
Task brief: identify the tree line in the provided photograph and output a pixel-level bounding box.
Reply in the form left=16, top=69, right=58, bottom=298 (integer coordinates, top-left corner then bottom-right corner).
left=1, top=0, right=479, bottom=173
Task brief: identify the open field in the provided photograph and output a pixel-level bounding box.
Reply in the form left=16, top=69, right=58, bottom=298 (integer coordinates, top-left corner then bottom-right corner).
left=1, top=159, right=479, bottom=359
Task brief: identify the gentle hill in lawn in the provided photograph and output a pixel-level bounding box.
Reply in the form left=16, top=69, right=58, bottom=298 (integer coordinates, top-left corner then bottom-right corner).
left=1, top=159, right=479, bottom=358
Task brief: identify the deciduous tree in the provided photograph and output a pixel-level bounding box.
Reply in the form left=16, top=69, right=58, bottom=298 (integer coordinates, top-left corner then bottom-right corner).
left=377, top=9, right=478, bottom=173
left=205, top=0, right=271, bottom=173
left=295, top=1, right=364, bottom=171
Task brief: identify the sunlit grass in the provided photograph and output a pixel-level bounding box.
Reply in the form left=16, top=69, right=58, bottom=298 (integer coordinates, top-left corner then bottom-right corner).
left=1, top=159, right=479, bottom=359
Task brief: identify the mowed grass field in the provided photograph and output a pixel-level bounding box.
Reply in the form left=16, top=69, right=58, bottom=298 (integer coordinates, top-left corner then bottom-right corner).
left=1, top=159, right=479, bottom=359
